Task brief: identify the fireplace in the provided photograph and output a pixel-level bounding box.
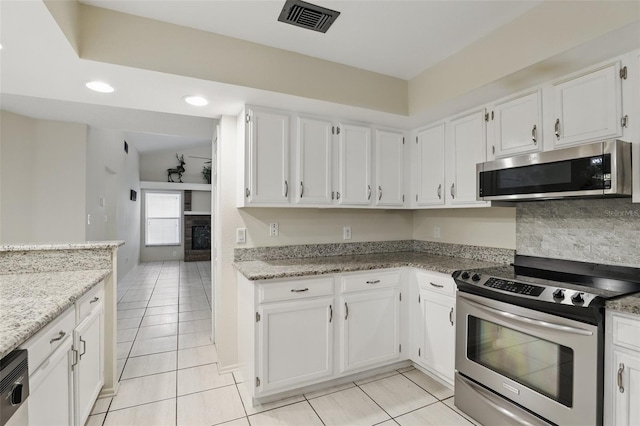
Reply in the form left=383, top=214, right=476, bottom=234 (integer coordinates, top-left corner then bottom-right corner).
left=192, top=225, right=211, bottom=250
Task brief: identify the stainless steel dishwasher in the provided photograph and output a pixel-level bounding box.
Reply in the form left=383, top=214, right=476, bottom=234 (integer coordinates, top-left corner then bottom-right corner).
left=1, top=350, right=29, bottom=426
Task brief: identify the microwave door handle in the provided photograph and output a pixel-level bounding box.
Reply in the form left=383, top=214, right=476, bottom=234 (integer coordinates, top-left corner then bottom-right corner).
left=462, top=297, right=593, bottom=336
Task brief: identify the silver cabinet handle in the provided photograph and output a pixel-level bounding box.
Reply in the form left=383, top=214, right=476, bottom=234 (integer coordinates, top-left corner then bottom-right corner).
left=366, top=280, right=380, bottom=284
left=336, top=192, right=340, bottom=200
left=430, top=282, right=444, bottom=288
left=449, top=307, right=454, bottom=326
left=344, top=302, right=349, bottom=320
left=450, top=183, right=455, bottom=199
left=618, top=363, right=625, bottom=393
left=555, top=119, right=561, bottom=140
left=437, top=184, right=441, bottom=200
left=329, top=305, right=333, bottom=323
left=331, top=191, right=335, bottom=200
left=245, top=188, right=250, bottom=198
left=71, top=348, right=78, bottom=369
left=532, top=124, right=537, bottom=145
left=378, top=186, right=382, bottom=201
left=79, top=337, right=87, bottom=359
left=300, top=181, right=304, bottom=197
left=284, top=180, right=288, bottom=197
left=90, top=296, right=99, bottom=304
left=290, top=288, right=309, bottom=293
left=49, top=330, right=66, bottom=344
left=367, top=185, right=371, bottom=200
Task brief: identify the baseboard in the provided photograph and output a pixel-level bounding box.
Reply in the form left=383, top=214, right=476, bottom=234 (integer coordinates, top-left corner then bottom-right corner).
left=218, top=362, right=239, bottom=375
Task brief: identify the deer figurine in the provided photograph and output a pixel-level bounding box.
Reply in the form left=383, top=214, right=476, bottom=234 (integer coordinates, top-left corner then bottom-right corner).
left=167, top=154, right=186, bottom=182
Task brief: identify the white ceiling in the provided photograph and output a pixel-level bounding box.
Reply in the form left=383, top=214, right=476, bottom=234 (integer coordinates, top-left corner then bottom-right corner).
left=80, top=0, right=541, bottom=80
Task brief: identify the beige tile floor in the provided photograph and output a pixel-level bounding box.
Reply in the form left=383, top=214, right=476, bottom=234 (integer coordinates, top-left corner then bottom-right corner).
left=88, top=261, right=479, bottom=426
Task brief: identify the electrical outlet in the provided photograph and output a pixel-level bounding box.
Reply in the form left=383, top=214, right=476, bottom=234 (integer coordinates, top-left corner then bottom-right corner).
left=434, top=226, right=441, bottom=239
left=343, top=226, right=352, bottom=240
left=236, top=228, right=246, bottom=244
left=269, top=222, right=279, bottom=237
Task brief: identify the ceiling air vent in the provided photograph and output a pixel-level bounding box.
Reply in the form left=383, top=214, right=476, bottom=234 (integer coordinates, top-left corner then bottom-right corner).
left=278, top=0, right=340, bottom=33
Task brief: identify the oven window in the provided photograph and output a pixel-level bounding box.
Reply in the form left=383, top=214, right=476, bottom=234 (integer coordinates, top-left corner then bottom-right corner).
left=467, top=317, right=574, bottom=407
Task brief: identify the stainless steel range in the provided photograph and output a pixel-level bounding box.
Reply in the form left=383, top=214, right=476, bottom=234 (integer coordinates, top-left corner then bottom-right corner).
left=453, top=255, right=640, bottom=426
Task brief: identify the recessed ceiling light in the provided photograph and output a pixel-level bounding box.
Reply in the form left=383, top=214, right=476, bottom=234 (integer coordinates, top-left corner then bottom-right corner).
left=184, top=96, right=208, bottom=106
left=85, top=81, right=115, bottom=93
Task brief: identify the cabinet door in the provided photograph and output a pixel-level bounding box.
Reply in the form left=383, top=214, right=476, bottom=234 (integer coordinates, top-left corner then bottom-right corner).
left=446, top=110, right=488, bottom=205
left=553, top=63, right=622, bottom=148
left=421, top=291, right=455, bottom=384
left=29, top=337, right=74, bottom=426
left=296, top=117, right=333, bottom=205
left=246, top=108, right=290, bottom=204
left=375, top=129, right=404, bottom=206
left=610, top=349, right=640, bottom=426
left=340, top=288, right=400, bottom=373
left=257, top=297, right=333, bottom=394
left=74, top=303, right=104, bottom=426
left=416, top=123, right=446, bottom=206
left=492, top=91, right=542, bottom=157
left=337, top=123, right=372, bottom=205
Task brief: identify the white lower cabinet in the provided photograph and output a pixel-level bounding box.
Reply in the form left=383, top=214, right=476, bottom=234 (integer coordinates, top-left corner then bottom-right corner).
left=605, top=310, right=640, bottom=426
left=21, top=281, right=105, bottom=426
left=257, top=297, right=333, bottom=393
left=340, top=286, right=401, bottom=374
left=412, top=270, right=456, bottom=386
left=28, top=335, right=74, bottom=426
left=74, top=301, right=104, bottom=425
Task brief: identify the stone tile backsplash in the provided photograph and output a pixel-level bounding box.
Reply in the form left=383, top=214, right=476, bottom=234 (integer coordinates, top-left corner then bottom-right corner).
left=516, top=198, right=640, bottom=268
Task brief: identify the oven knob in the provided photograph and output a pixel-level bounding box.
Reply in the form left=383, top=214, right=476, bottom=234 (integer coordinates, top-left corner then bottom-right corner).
left=552, top=289, right=565, bottom=300
left=471, top=274, right=481, bottom=282
left=461, top=272, right=470, bottom=280
left=572, top=292, right=585, bottom=305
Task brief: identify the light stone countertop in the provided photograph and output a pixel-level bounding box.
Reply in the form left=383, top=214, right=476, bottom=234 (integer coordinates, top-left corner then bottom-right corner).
left=0, top=269, right=111, bottom=358
left=0, top=241, right=124, bottom=252
left=234, top=251, right=505, bottom=281
left=235, top=251, right=640, bottom=317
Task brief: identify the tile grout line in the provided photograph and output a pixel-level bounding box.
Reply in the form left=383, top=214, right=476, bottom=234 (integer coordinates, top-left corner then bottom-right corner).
left=302, top=392, right=327, bottom=426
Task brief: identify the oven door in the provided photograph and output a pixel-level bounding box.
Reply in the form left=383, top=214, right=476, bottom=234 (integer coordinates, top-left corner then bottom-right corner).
left=455, top=292, right=601, bottom=426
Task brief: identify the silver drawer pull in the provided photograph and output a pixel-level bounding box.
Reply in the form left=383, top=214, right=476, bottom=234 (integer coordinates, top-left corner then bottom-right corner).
left=366, top=280, right=381, bottom=284
left=290, top=288, right=309, bottom=293
left=430, top=282, right=444, bottom=288
left=90, top=296, right=100, bottom=304
left=49, top=330, right=66, bottom=344
left=618, top=363, right=625, bottom=393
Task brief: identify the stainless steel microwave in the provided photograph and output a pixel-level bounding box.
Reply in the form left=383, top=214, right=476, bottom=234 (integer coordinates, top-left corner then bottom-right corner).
left=477, top=140, right=632, bottom=201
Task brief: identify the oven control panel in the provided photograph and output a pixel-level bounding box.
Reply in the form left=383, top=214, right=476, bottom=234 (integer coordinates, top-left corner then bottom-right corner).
left=456, top=271, right=599, bottom=307
left=484, top=277, right=544, bottom=296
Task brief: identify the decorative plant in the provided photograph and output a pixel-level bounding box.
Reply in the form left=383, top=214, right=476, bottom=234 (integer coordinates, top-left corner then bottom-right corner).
left=202, top=164, right=211, bottom=184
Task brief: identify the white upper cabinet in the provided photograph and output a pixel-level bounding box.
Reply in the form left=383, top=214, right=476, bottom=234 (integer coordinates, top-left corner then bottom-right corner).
left=337, top=123, right=372, bottom=206
left=415, top=123, right=446, bottom=207
left=374, top=129, right=405, bottom=207
left=296, top=116, right=333, bottom=205
left=552, top=62, right=623, bottom=148
left=490, top=90, right=542, bottom=158
left=446, top=109, right=489, bottom=206
left=242, top=107, right=290, bottom=205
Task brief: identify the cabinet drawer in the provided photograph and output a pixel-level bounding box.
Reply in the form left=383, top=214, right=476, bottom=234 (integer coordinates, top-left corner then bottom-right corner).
left=341, top=271, right=400, bottom=293
left=259, top=277, right=334, bottom=303
left=611, top=313, right=640, bottom=352
left=416, top=271, right=456, bottom=296
left=20, top=306, right=75, bottom=373
left=77, top=281, right=105, bottom=323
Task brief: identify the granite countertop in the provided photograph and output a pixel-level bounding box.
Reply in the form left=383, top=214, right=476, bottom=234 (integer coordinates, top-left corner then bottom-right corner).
left=0, top=241, right=124, bottom=252
left=0, top=269, right=111, bottom=358
left=234, top=251, right=505, bottom=281
left=606, top=294, right=640, bottom=316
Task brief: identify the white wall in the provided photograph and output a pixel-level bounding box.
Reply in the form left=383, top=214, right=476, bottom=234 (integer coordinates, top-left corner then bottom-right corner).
left=139, top=144, right=212, bottom=184
left=413, top=208, right=516, bottom=249
left=0, top=110, right=87, bottom=244
left=86, top=127, right=141, bottom=279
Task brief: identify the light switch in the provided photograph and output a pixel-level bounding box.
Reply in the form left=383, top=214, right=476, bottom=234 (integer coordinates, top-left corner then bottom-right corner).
left=236, top=228, right=246, bottom=244
left=343, top=226, right=352, bottom=240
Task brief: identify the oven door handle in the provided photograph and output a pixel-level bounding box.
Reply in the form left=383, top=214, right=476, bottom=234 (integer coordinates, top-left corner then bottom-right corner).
left=463, top=297, right=593, bottom=336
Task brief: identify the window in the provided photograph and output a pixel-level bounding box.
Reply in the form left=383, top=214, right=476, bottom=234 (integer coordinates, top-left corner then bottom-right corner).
left=145, top=191, right=182, bottom=246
